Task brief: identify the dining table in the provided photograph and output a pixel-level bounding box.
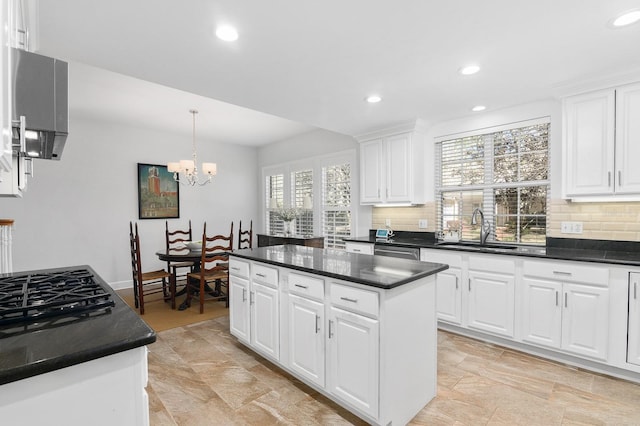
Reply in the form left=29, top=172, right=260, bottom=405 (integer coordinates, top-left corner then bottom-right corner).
left=155, top=248, right=228, bottom=310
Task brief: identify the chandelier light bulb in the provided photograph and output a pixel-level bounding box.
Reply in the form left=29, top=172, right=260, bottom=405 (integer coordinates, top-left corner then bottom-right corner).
left=168, top=109, right=217, bottom=186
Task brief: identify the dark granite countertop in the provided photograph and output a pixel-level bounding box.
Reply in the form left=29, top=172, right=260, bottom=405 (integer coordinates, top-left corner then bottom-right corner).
left=345, top=232, right=640, bottom=267
left=230, top=245, right=448, bottom=289
left=0, top=265, right=156, bottom=385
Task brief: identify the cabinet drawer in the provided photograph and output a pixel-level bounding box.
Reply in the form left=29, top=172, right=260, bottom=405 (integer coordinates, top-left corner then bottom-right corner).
left=289, top=272, right=324, bottom=301
left=523, top=260, right=608, bottom=286
left=468, top=254, right=515, bottom=274
left=421, top=249, right=462, bottom=268
left=330, top=283, right=379, bottom=318
left=252, top=263, right=278, bottom=288
left=346, top=242, right=374, bottom=255
left=229, top=259, right=250, bottom=278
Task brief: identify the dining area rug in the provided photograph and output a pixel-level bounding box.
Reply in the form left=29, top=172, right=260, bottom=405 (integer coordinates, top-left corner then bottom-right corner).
left=116, top=288, right=229, bottom=332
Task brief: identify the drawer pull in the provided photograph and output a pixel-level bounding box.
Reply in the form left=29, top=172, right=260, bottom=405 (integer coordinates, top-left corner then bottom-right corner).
left=553, top=271, right=572, bottom=276
left=231, top=266, right=240, bottom=271
left=353, top=249, right=361, bottom=252
left=340, top=296, right=358, bottom=303
left=256, top=273, right=267, bottom=278
left=294, top=284, right=308, bottom=289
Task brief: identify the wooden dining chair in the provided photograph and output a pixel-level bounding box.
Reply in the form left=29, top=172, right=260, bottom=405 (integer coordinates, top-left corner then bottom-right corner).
left=165, top=220, right=195, bottom=308
left=186, top=222, right=233, bottom=313
left=238, top=220, right=253, bottom=249
left=129, top=222, right=173, bottom=315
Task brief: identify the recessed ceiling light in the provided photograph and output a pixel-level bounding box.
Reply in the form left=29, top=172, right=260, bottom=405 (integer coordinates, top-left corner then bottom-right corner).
left=471, top=105, right=486, bottom=112
left=611, top=10, right=640, bottom=27
left=459, top=65, right=480, bottom=75
left=216, top=25, right=239, bottom=41
left=366, top=95, right=382, bottom=103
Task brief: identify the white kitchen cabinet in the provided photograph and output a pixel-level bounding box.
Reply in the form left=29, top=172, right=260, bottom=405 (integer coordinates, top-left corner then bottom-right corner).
left=467, top=256, right=515, bottom=338
left=563, top=82, right=640, bottom=199
left=229, top=259, right=280, bottom=361
left=421, top=249, right=463, bottom=325
left=345, top=241, right=374, bottom=255
left=287, top=272, right=326, bottom=387
left=357, top=121, right=425, bottom=205
left=251, top=281, right=279, bottom=361
left=562, top=283, right=609, bottom=360
left=328, top=305, right=379, bottom=419
left=628, top=273, right=640, bottom=366
left=521, top=260, right=609, bottom=361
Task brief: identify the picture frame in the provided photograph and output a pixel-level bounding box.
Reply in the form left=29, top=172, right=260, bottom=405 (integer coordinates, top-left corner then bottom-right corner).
left=137, top=163, right=180, bottom=219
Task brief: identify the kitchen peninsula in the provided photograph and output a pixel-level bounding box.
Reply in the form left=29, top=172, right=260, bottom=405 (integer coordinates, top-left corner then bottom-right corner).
left=228, top=245, right=448, bottom=425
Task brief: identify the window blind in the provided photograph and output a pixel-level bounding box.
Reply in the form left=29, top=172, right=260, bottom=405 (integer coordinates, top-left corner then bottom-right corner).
left=322, top=163, right=351, bottom=249
left=435, top=119, right=550, bottom=245
left=292, top=169, right=313, bottom=236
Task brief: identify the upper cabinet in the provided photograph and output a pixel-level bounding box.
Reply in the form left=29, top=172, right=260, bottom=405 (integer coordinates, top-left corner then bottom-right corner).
left=357, top=121, right=425, bottom=205
left=563, top=82, right=640, bottom=200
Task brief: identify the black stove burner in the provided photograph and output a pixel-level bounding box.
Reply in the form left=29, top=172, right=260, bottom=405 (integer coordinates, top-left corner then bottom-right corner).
left=0, top=269, right=115, bottom=326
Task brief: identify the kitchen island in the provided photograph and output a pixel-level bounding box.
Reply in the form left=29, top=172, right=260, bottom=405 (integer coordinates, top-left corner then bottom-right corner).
left=0, top=265, right=156, bottom=426
left=228, top=245, right=448, bottom=425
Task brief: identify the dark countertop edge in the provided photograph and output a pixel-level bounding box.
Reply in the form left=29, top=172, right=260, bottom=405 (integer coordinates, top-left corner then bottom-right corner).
left=345, top=235, right=640, bottom=267
left=0, top=264, right=157, bottom=386
left=229, top=251, right=448, bottom=289
left=0, top=333, right=156, bottom=385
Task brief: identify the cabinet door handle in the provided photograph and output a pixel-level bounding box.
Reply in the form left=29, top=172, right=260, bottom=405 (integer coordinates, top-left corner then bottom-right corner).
left=455, top=276, right=458, bottom=289
left=564, top=292, right=568, bottom=308
left=294, top=284, right=308, bottom=289
left=619, top=170, right=622, bottom=187
left=250, top=291, right=254, bottom=305
left=242, top=288, right=247, bottom=302
left=328, top=320, right=334, bottom=338
left=468, top=278, right=471, bottom=292
left=377, top=189, right=380, bottom=198
left=315, top=315, right=320, bottom=333
left=634, top=281, right=637, bottom=300
left=553, top=271, right=572, bottom=276
left=340, top=296, right=358, bottom=303
left=555, top=291, right=559, bottom=306
left=608, top=171, right=612, bottom=187
left=386, top=188, right=389, bottom=198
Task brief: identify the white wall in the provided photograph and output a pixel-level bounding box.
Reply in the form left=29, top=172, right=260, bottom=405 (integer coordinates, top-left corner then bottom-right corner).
left=257, top=128, right=371, bottom=237
left=0, top=116, right=258, bottom=288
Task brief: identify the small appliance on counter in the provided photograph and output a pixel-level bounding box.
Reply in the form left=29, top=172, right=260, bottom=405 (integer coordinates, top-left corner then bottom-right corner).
left=375, top=228, right=394, bottom=241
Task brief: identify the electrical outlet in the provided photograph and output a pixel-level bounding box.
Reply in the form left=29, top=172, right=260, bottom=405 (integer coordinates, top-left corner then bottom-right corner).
left=561, top=221, right=583, bottom=234
left=385, top=219, right=391, bottom=227
left=418, top=219, right=428, bottom=229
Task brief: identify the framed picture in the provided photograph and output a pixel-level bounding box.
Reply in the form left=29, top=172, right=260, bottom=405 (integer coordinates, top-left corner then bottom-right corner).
left=137, top=163, right=180, bottom=219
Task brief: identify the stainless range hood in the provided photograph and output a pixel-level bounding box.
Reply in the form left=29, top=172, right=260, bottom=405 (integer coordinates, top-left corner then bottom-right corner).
left=11, top=48, right=68, bottom=160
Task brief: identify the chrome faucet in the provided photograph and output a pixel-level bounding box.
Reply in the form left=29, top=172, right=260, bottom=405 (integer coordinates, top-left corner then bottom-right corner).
left=471, top=208, right=491, bottom=245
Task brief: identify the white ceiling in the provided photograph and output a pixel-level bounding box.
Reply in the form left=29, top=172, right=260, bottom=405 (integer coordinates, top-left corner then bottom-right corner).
left=35, top=0, right=640, bottom=145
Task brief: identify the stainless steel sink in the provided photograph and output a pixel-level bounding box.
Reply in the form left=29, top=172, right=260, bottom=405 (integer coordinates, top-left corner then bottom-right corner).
left=435, top=242, right=519, bottom=252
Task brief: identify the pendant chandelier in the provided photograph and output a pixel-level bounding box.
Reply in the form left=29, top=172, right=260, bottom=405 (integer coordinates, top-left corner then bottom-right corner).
left=167, top=109, right=217, bottom=186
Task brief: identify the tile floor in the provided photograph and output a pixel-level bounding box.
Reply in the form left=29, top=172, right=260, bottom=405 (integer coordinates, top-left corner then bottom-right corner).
left=147, top=316, right=640, bottom=425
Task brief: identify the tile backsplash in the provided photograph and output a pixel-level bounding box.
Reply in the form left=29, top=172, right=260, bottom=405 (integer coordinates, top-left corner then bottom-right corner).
left=372, top=199, right=640, bottom=242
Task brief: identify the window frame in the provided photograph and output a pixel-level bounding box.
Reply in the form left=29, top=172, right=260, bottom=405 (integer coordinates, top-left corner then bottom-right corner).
left=435, top=117, right=551, bottom=245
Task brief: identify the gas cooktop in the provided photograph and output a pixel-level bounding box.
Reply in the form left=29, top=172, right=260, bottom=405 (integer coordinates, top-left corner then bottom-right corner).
left=0, top=268, right=115, bottom=326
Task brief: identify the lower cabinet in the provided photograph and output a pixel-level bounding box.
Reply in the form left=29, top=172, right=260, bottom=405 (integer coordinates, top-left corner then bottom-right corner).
left=467, top=255, right=515, bottom=338
left=344, top=241, right=374, bottom=255
left=229, top=257, right=438, bottom=425
left=288, top=294, right=325, bottom=387
left=421, top=249, right=462, bottom=325
left=521, top=260, right=609, bottom=361
left=328, top=306, right=379, bottom=419
left=628, top=273, right=640, bottom=366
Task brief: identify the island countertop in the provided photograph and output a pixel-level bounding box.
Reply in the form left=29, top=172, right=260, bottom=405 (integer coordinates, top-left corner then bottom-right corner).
left=229, top=245, right=448, bottom=289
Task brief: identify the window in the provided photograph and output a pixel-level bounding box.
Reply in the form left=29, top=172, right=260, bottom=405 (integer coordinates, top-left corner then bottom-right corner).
left=265, top=173, right=284, bottom=235
left=436, top=119, right=550, bottom=245
left=292, top=169, right=313, bottom=236
left=322, top=162, right=351, bottom=249
left=262, top=150, right=355, bottom=248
